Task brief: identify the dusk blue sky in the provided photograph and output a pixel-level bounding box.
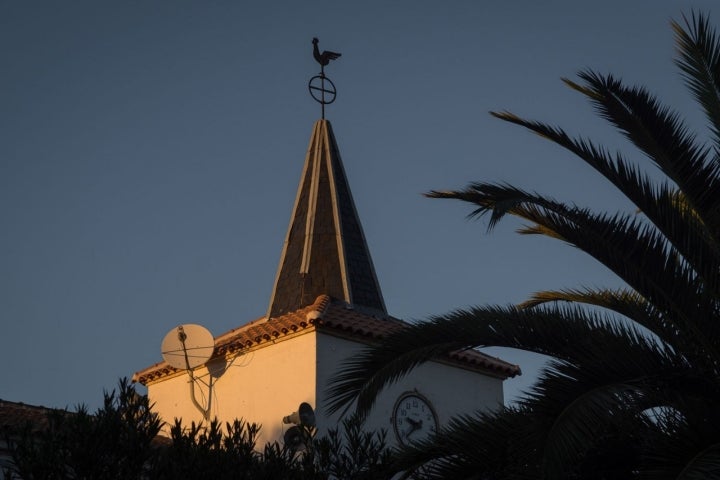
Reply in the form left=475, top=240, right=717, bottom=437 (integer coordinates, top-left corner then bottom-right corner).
left=2, top=1, right=715, bottom=411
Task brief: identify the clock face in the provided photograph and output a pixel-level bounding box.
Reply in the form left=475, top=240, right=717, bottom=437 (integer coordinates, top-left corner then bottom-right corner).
left=392, top=391, right=439, bottom=446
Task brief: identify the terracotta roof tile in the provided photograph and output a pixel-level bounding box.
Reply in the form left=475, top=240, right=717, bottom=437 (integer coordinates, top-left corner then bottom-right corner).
left=0, top=400, right=65, bottom=433
left=133, top=295, right=520, bottom=384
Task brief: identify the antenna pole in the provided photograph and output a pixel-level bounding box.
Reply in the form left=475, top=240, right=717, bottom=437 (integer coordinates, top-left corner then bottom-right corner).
left=321, top=66, right=326, bottom=119
left=177, top=326, right=211, bottom=420
left=178, top=326, right=191, bottom=371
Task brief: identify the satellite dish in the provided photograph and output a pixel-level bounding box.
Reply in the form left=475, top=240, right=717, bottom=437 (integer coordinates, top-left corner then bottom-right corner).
left=282, top=402, right=316, bottom=427
left=161, top=324, right=214, bottom=370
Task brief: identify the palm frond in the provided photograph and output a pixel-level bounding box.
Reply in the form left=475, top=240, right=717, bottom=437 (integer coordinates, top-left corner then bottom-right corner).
left=391, top=408, right=538, bottom=480
left=327, top=304, right=681, bottom=419
left=427, top=181, right=561, bottom=233
left=673, top=11, right=720, bottom=154
left=429, top=183, right=717, bottom=352
left=518, top=287, right=688, bottom=349
left=638, top=397, right=720, bottom=479
left=525, top=359, right=664, bottom=477
left=331, top=11, right=720, bottom=478
left=565, top=70, right=720, bottom=236
left=674, top=445, right=720, bottom=480
left=326, top=340, right=467, bottom=419
left=482, top=111, right=720, bottom=295
left=518, top=202, right=720, bottom=369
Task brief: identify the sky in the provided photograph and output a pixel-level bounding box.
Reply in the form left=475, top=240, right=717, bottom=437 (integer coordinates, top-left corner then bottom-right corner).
left=1, top=1, right=716, bottom=412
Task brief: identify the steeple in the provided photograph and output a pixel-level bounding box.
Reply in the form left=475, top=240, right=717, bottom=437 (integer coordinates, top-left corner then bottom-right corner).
left=267, top=119, right=386, bottom=319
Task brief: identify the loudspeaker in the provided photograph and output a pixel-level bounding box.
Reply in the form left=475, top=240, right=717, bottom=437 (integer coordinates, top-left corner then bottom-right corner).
left=283, top=426, right=303, bottom=448
left=282, top=402, right=316, bottom=427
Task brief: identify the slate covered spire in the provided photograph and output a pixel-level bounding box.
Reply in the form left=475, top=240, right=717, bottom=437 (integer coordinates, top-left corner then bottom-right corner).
left=267, top=120, right=386, bottom=319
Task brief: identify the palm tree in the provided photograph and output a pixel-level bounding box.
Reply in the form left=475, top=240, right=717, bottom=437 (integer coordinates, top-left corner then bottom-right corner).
left=327, top=12, right=720, bottom=479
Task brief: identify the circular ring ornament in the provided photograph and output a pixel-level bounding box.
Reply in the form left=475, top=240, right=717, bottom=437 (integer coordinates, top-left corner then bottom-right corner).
left=308, top=75, right=337, bottom=105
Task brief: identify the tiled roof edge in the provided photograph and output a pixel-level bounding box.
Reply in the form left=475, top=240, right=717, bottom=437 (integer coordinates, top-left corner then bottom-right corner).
left=132, top=295, right=520, bottom=384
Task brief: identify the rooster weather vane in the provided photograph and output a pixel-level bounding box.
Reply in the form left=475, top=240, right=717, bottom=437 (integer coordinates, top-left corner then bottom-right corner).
left=308, top=37, right=341, bottom=119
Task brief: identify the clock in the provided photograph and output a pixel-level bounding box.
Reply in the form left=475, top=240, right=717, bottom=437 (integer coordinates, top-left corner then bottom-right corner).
left=391, top=391, right=439, bottom=446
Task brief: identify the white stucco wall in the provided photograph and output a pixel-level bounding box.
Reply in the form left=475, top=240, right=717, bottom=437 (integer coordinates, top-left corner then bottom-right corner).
left=147, top=330, right=505, bottom=447
left=315, top=333, right=504, bottom=446
left=148, top=331, right=318, bottom=446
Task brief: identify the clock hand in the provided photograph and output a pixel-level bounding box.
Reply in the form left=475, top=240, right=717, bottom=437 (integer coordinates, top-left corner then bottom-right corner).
left=404, top=418, right=424, bottom=439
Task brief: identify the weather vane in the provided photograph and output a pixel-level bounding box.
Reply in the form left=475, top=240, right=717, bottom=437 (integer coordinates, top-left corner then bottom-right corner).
left=308, top=37, right=341, bottom=119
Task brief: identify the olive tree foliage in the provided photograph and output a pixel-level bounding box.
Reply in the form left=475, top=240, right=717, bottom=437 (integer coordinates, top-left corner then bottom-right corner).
left=3, top=378, right=160, bottom=480
left=2, top=379, right=394, bottom=480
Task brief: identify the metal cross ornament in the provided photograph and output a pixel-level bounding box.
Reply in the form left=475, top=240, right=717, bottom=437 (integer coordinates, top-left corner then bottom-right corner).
left=308, top=37, right=341, bottom=119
